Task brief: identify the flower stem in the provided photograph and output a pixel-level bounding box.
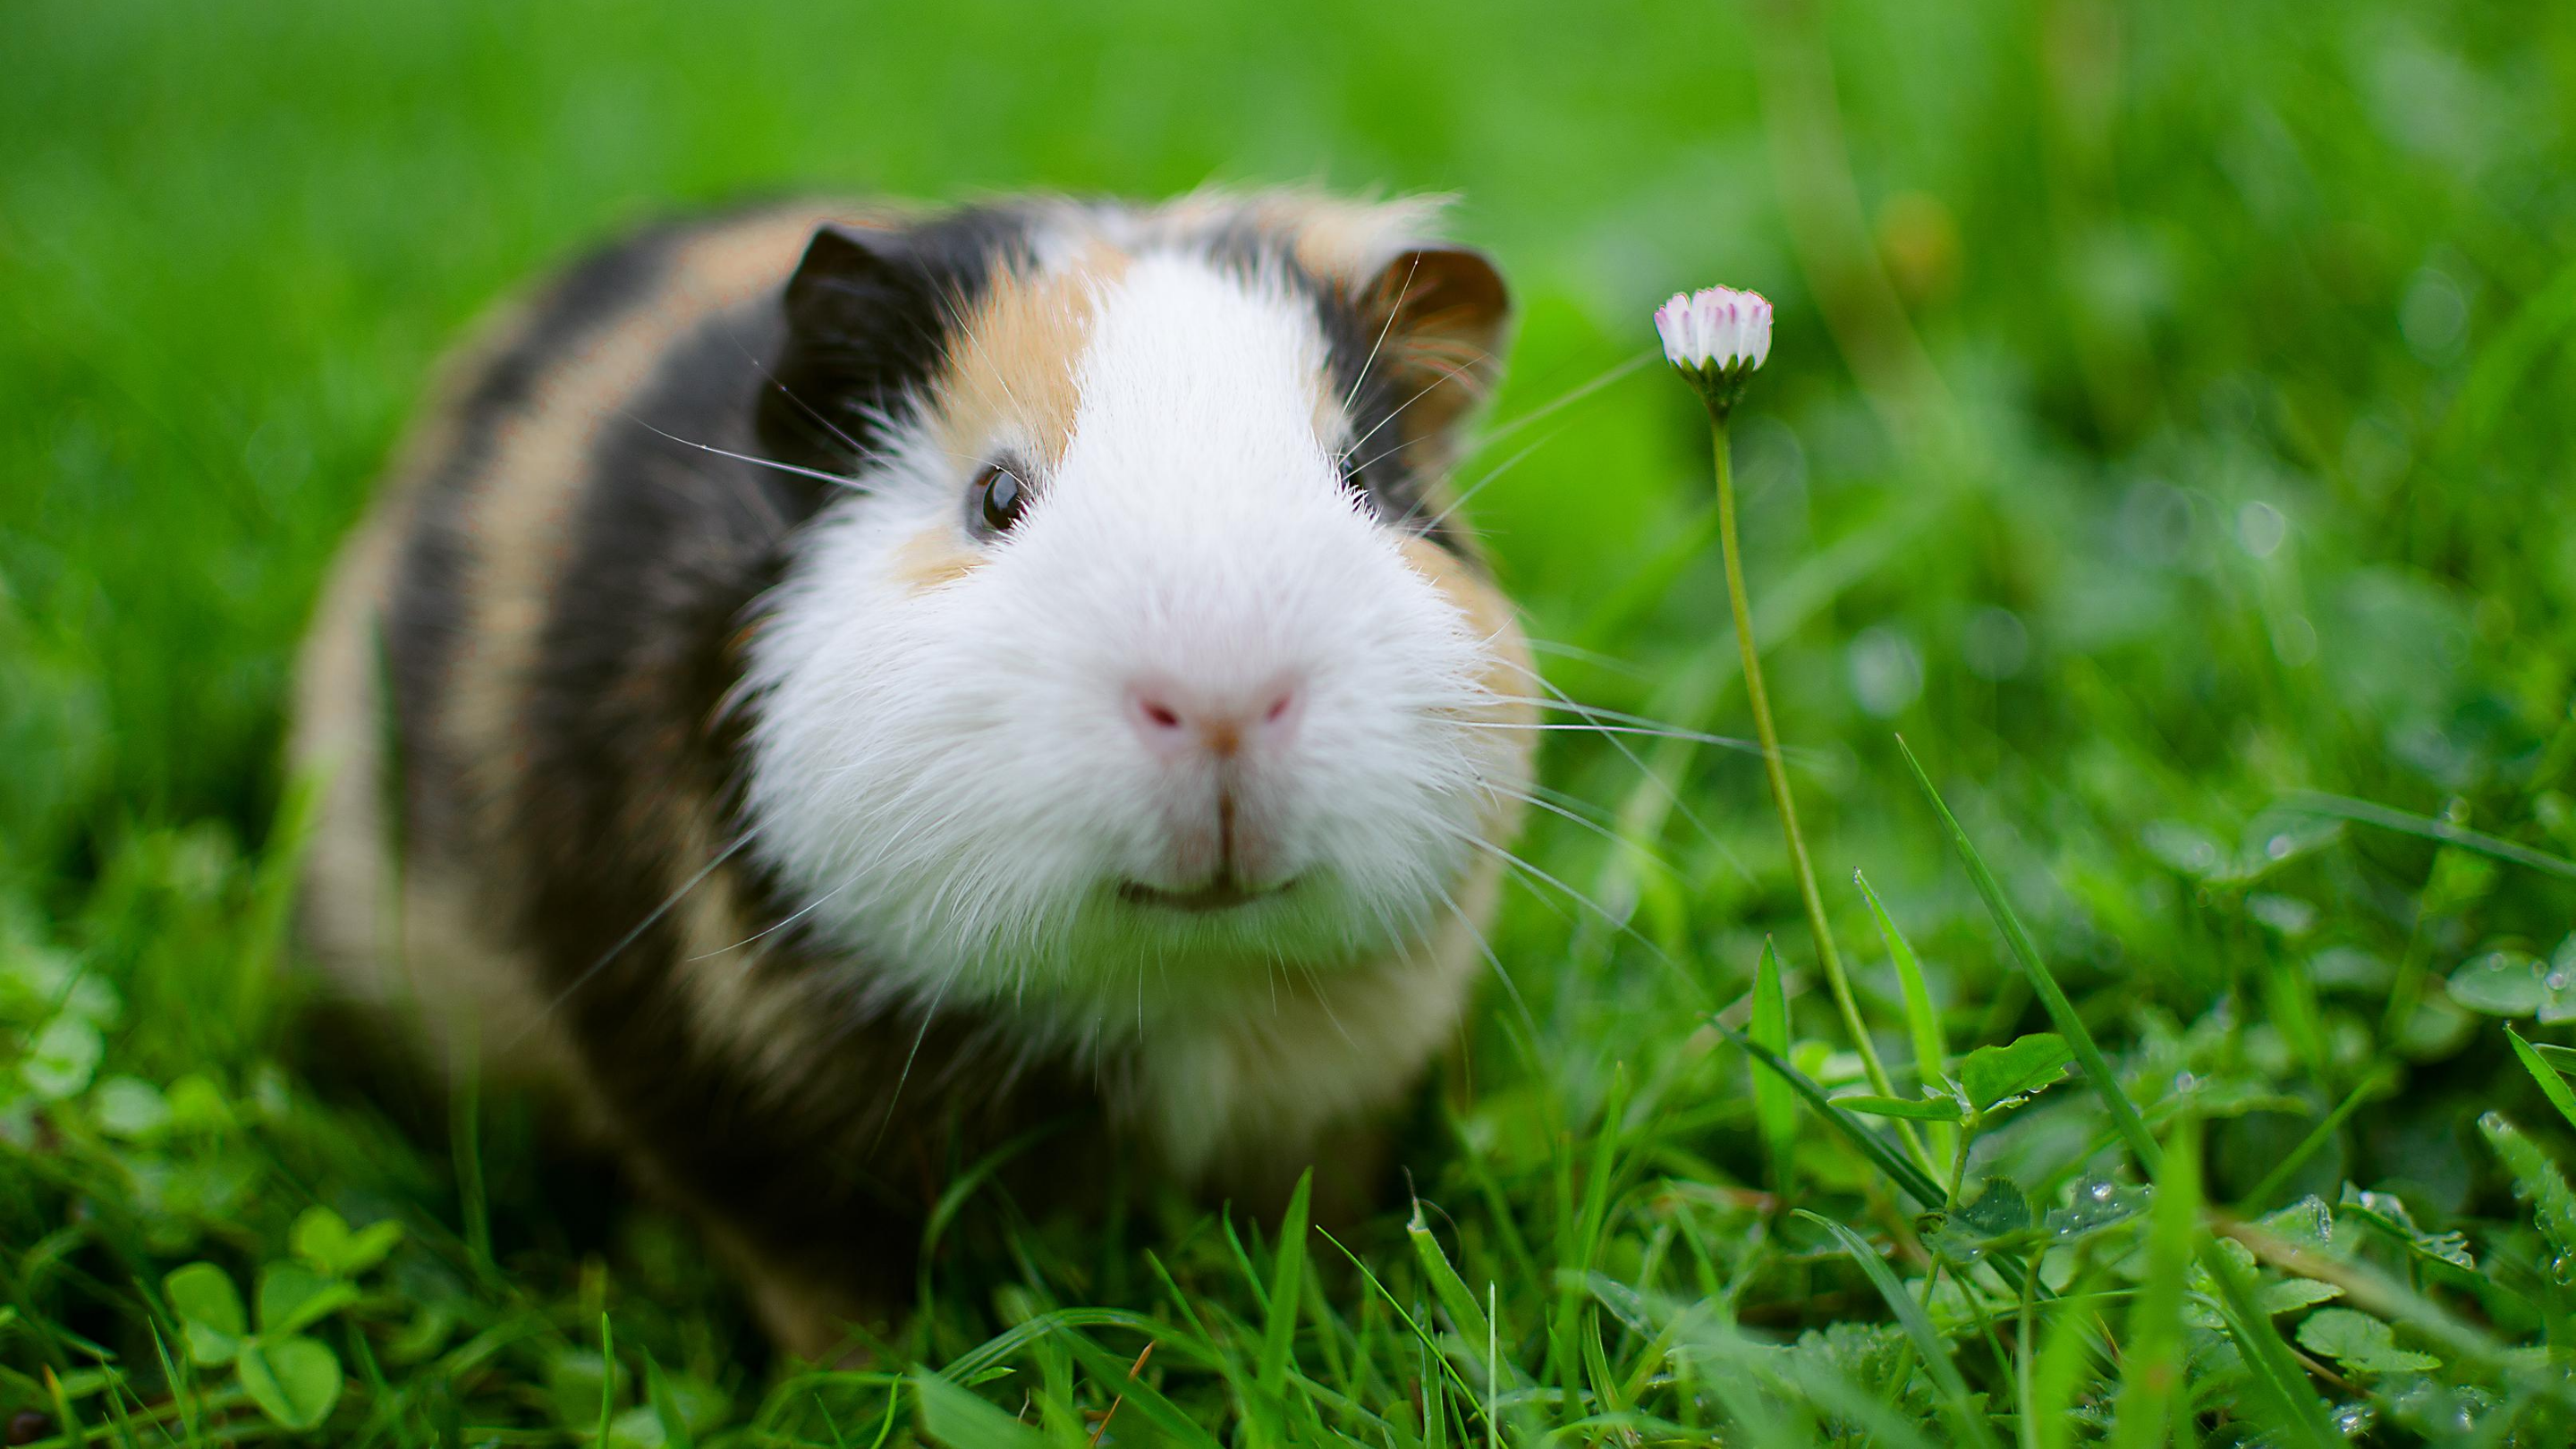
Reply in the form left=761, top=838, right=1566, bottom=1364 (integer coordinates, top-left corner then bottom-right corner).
left=1710, top=413, right=1909, bottom=1121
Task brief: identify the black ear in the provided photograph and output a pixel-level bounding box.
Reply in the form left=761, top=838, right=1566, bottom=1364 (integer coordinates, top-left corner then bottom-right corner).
left=758, top=224, right=960, bottom=477
left=1347, top=245, right=1513, bottom=446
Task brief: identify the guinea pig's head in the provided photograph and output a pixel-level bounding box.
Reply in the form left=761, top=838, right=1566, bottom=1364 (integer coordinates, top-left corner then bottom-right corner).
left=741, top=196, right=1534, bottom=1027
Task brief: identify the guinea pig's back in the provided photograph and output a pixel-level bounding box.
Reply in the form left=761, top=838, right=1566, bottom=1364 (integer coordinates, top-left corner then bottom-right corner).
left=290, top=203, right=849, bottom=1090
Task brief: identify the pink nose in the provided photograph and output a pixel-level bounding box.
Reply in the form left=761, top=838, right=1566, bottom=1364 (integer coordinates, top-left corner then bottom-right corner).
left=1128, top=677, right=1303, bottom=759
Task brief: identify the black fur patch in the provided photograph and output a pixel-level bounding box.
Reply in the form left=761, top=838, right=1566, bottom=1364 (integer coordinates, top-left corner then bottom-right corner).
left=383, top=220, right=692, bottom=852
left=758, top=206, right=1039, bottom=479
left=1314, top=281, right=1455, bottom=542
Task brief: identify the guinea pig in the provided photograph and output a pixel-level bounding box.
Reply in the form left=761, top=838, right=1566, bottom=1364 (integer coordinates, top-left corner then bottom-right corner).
left=289, top=191, right=1536, bottom=1357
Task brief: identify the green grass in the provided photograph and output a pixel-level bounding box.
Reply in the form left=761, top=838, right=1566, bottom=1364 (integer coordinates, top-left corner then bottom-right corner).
left=8, top=0, right=2576, bottom=1443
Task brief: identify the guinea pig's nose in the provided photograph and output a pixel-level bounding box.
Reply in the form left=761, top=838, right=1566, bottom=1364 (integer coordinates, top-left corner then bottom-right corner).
left=1126, top=676, right=1303, bottom=760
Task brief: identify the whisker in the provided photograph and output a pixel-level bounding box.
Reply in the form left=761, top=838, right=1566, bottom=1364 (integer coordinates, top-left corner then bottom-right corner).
left=1464, top=348, right=1656, bottom=454
left=1342, top=251, right=1424, bottom=415
left=1526, top=638, right=1654, bottom=680
left=1409, top=422, right=1568, bottom=535
left=1295, top=949, right=1358, bottom=1047
left=1432, top=879, right=1544, bottom=1057
left=1486, top=781, right=1679, bottom=877
left=1455, top=831, right=1707, bottom=1004
left=624, top=417, right=869, bottom=491
left=1480, top=693, right=1759, bottom=741
left=508, top=830, right=760, bottom=1048
left=874, top=965, right=966, bottom=1152
left=1523, top=779, right=1621, bottom=826
left=1345, top=428, right=1445, bottom=481
left=717, top=315, right=874, bottom=461
left=1473, top=699, right=1832, bottom=770
left=1459, top=831, right=1628, bottom=930
left=1487, top=653, right=1753, bottom=885
left=682, top=869, right=860, bottom=962
left=1338, top=351, right=1494, bottom=465
left=1457, top=719, right=1774, bottom=750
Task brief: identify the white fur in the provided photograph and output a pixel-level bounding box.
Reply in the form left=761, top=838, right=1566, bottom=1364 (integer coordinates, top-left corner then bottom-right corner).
left=741, top=246, right=1512, bottom=1173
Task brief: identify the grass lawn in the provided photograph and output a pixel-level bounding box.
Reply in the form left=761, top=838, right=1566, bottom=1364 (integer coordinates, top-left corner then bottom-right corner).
left=8, top=0, right=2576, bottom=1443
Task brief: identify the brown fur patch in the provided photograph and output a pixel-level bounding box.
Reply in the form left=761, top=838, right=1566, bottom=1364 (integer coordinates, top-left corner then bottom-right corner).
left=1152, top=189, right=1445, bottom=286
left=928, top=246, right=1128, bottom=470
left=890, top=525, right=981, bottom=594
left=444, top=208, right=846, bottom=859
left=1398, top=535, right=1536, bottom=725
left=1284, top=196, right=1449, bottom=284
left=290, top=286, right=592, bottom=1093
left=1398, top=534, right=1538, bottom=877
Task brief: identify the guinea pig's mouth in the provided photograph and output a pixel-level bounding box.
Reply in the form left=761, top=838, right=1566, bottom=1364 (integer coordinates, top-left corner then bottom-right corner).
left=1117, top=876, right=1297, bottom=913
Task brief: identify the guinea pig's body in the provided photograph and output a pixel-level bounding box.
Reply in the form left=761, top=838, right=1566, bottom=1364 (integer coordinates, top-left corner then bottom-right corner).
left=291, top=193, right=1532, bottom=1356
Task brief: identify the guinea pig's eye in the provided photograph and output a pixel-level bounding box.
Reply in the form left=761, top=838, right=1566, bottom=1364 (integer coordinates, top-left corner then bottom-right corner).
left=968, top=462, right=1031, bottom=538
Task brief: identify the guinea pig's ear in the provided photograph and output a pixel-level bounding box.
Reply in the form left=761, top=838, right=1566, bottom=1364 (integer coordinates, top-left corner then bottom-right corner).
left=759, top=224, right=951, bottom=476
left=782, top=225, right=940, bottom=339
left=1349, top=245, right=1513, bottom=444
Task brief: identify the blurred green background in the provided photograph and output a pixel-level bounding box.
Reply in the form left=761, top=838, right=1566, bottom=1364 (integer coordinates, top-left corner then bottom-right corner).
left=8, top=0, right=2576, bottom=1442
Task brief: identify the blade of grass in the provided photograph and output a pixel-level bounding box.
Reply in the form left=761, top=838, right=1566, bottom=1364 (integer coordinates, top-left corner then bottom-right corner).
left=2479, top=1112, right=2576, bottom=1260
left=449, top=1038, right=497, bottom=1289
left=1295, top=1270, right=1355, bottom=1402
left=1897, top=735, right=2159, bottom=1171
left=2194, top=1239, right=2340, bottom=1449
left=2013, top=1250, right=2041, bottom=1449
left=2284, top=790, right=2576, bottom=882
left=2216, top=1218, right=2525, bottom=1380
left=1222, top=1215, right=1267, bottom=1312
left=640, top=1347, right=697, bottom=1449
left=1796, top=1212, right=2004, bottom=1449
left=2109, top=1114, right=2196, bottom=1449
left=595, top=1313, right=614, bottom=1449
left=40, top=1369, right=80, bottom=1449
left=1052, top=1332, right=1226, bottom=1449
left=1486, top=1284, right=1500, bottom=1449
left=1831, top=1096, right=1963, bottom=1122
left=2028, top=1277, right=2101, bottom=1449
left=1419, top=1329, right=1447, bottom=1449
left=1256, top=1170, right=1312, bottom=1401
left=2476, top=1113, right=2576, bottom=1365
left=1407, top=1199, right=1514, bottom=1388
left=1857, top=869, right=1954, bottom=1169
left=943, top=1309, right=1180, bottom=1385
left=1718, top=1021, right=1945, bottom=1208
left=2444, top=252, right=2576, bottom=451
left=1316, top=1228, right=1496, bottom=1413
left=1578, top=1307, right=1628, bottom=1420
left=2507, top=1026, right=2576, bottom=1133
left=1085, top=1343, right=1154, bottom=1449
left=1750, top=942, right=1795, bottom=1195
left=911, top=1367, right=1049, bottom=1449
left=1556, top=1063, right=1628, bottom=1411
left=2238, top=1066, right=2395, bottom=1211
